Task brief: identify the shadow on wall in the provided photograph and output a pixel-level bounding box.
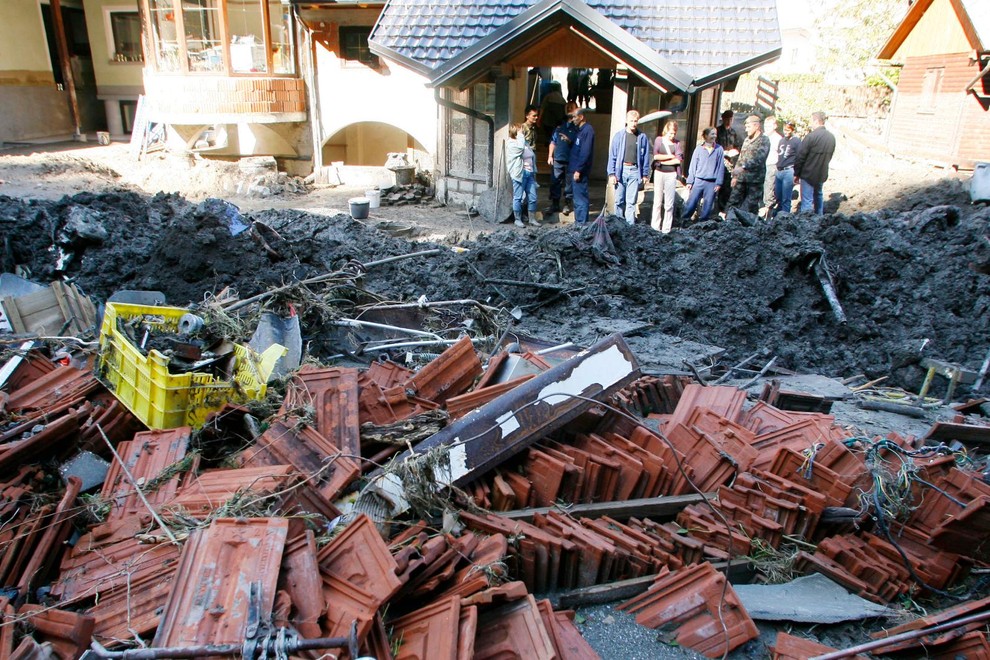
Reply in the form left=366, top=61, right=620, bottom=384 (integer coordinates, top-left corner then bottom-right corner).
left=322, top=121, right=427, bottom=167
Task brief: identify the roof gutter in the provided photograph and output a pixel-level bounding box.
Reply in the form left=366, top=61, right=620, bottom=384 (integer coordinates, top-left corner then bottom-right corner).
left=434, top=88, right=495, bottom=187
left=690, top=48, right=783, bottom=92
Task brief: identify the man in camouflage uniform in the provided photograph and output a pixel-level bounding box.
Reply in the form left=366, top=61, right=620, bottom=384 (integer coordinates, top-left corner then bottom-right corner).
left=727, top=114, right=770, bottom=215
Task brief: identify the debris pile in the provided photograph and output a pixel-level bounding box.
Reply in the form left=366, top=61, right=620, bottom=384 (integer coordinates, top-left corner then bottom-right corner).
left=379, top=182, right=436, bottom=206
left=2, top=317, right=990, bottom=656
left=2, top=189, right=988, bottom=391
left=1, top=180, right=990, bottom=656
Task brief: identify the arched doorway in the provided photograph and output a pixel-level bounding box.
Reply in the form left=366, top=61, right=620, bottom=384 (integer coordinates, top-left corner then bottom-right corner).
left=322, top=121, right=427, bottom=167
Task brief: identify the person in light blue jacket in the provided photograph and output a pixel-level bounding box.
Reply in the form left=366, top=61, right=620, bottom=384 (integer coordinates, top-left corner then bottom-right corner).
left=681, top=127, right=725, bottom=222
left=606, top=110, right=651, bottom=225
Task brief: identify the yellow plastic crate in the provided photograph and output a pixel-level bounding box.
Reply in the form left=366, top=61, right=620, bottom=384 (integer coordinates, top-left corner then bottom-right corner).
left=97, top=302, right=285, bottom=429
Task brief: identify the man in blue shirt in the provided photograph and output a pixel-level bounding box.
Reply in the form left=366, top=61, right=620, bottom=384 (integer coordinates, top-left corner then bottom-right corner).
left=681, top=127, right=725, bottom=222
left=606, top=110, right=651, bottom=225
left=546, top=101, right=578, bottom=215
left=568, top=108, right=595, bottom=225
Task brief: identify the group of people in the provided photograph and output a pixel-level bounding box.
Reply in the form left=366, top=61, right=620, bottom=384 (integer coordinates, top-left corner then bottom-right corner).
left=505, top=102, right=836, bottom=231
left=507, top=102, right=595, bottom=227
left=703, top=109, right=837, bottom=221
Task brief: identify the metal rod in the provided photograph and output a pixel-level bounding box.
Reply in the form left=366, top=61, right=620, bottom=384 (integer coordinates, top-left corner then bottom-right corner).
left=362, top=338, right=482, bottom=353
left=810, top=609, right=990, bottom=659
left=334, top=318, right=443, bottom=340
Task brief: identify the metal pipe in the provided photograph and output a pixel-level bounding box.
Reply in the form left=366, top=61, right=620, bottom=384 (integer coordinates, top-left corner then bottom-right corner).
left=362, top=338, right=483, bottom=352
left=434, top=88, right=495, bottom=187
left=810, top=609, right=990, bottom=659
left=334, top=318, right=443, bottom=340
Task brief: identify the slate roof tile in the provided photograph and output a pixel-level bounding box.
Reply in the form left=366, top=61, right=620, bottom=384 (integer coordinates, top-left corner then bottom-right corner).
left=372, top=0, right=779, bottom=83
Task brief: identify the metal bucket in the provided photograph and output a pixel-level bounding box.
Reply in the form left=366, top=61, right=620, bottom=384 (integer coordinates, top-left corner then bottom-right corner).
left=349, top=197, right=371, bottom=220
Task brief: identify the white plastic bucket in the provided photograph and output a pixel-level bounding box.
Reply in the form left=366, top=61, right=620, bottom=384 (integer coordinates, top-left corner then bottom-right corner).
left=349, top=197, right=371, bottom=220
left=972, top=162, right=990, bottom=203
left=364, top=189, right=381, bottom=208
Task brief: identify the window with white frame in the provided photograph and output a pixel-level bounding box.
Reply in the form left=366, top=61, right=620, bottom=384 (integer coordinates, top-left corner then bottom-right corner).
left=143, top=0, right=295, bottom=75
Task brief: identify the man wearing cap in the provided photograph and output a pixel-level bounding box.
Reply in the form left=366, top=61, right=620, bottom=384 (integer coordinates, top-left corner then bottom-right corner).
left=568, top=108, right=595, bottom=225
left=772, top=121, right=801, bottom=217
left=607, top=109, right=651, bottom=225
left=546, top=102, right=578, bottom=215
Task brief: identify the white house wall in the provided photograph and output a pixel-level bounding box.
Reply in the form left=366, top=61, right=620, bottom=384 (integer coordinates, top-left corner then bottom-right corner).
left=314, top=41, right=437, bottom=172
left=0, top=0, right=74, bottom=141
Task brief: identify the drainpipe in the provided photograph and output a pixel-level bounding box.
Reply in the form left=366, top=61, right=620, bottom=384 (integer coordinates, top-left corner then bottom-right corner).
left=434, top=88, right=495, bottom=187
left=50, top=0, right=82, bottom=139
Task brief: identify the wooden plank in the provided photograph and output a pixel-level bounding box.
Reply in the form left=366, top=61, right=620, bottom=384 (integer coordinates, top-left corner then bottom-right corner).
left=554, top=560, right=754, bottom=609
left=925, top=422, right=990, bottom=447
left=1, top=296, right=26, bottom=333
left=500, top=493, right=708, bottom=523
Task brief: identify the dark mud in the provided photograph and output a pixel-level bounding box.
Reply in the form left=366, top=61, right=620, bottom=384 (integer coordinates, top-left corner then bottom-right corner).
left=2, top=182, right=989, bottom=391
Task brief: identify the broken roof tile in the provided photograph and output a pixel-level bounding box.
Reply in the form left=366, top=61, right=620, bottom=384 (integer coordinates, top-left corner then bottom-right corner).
left=317, top=513, right=402, bottom=607
left=153, top=518, right=288, bottom=648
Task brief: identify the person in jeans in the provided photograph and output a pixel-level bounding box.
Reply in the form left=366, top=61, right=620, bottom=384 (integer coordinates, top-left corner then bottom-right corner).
left=506, top=123, right=541, bottom=228
left=794, top=111, right=836, bottom=214
left=568, top=108, right=595, bottom=225
left=772, top=121, right=801, bottom=217
left=606, top=110, right=651, bottom=225
left=727, top=114, right=770, bottom=215
left=681, top=127, right=725, bottom=223
left=651, top=120, right=684, bottom=233
left=546, top=102, right=578, bottom=215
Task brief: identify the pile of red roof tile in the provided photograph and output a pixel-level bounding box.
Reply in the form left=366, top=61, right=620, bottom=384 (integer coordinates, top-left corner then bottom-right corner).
left=3, top=336, right=990, bottom=657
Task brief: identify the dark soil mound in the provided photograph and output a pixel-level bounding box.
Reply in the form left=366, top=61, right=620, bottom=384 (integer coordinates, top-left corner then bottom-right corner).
left=2, top=189, right=989, bottom=391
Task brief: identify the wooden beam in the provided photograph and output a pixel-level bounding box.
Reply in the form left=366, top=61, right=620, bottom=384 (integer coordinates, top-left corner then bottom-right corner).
left=500, top=492, right=708, bottom=524
left=554, top=559, right=755, bottom=609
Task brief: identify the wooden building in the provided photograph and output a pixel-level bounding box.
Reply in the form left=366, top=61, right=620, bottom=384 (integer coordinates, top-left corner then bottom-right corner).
left=878, top=0, right=990, bottom=169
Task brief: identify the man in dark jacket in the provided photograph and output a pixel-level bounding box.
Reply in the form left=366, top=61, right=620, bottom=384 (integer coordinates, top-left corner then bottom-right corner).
left=568, top=108, right=595, bottom=225
left=794, top=112, right=836, bottom=215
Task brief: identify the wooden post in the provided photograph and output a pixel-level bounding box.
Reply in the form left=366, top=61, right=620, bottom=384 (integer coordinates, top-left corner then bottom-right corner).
left=49, top=0, right=82, bottom=138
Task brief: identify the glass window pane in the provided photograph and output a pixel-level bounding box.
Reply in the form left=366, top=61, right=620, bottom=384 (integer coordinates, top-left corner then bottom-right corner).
left=268, top=0, right=294, bottom=74
left=147, top=0, right=180, bottom=71
left=340, top=26, right=377, bottom=67
left=183, top=0, right=223, bottom=73
left=471, top=116, right=488, bottom=176
left=110, top=11, right=142, bottom=62
left=228, top=0, right=266, bottom=73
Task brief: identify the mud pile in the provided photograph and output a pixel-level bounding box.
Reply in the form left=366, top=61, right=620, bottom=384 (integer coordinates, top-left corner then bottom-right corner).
left=2, top=186, right=988, bottom=390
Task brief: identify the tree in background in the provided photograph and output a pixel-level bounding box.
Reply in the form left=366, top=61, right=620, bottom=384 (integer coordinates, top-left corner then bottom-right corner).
left=813, top=0, right=908, bottom=85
